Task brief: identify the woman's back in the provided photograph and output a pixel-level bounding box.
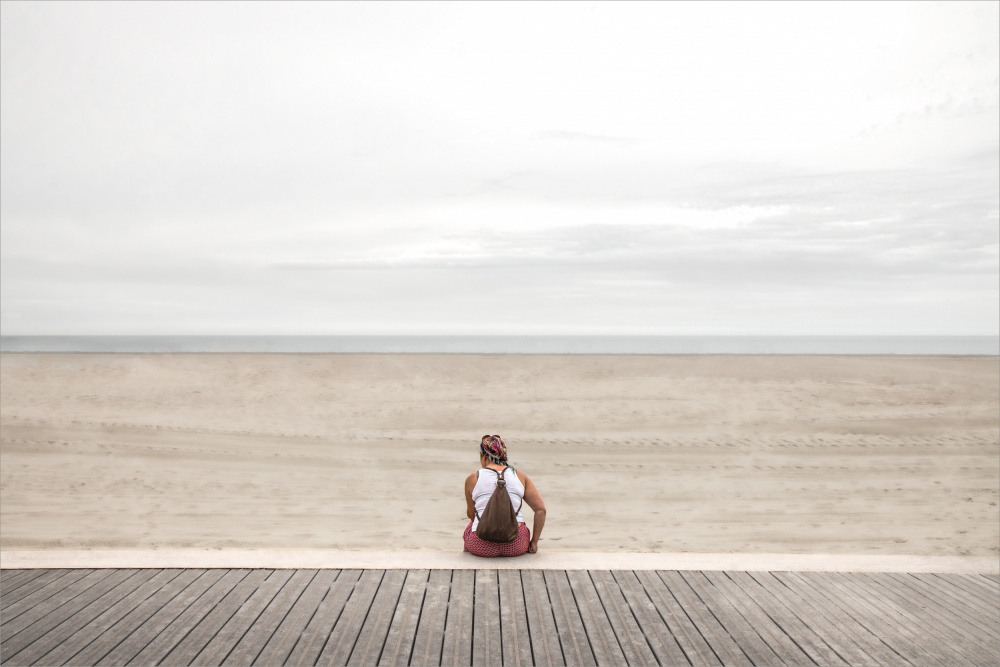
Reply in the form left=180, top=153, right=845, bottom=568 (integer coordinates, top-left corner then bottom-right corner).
left=471, top=467, right=524, bottom=530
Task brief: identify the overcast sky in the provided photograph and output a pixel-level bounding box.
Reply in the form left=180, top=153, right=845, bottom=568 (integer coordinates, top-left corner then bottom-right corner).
left=2, top=1, right=997, bottom=336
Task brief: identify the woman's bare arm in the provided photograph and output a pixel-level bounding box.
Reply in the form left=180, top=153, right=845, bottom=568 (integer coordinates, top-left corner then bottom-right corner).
left=465, top=473, right=478, bottom=521
left=519, top=472, right=546, bottom=553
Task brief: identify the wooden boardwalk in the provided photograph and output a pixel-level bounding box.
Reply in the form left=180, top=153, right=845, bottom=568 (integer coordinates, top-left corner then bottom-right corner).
left=1, top=569, right=997, bottom=666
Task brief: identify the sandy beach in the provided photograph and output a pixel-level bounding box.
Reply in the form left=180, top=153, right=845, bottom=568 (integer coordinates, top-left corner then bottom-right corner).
left=1, top=353, right=996, bottom=556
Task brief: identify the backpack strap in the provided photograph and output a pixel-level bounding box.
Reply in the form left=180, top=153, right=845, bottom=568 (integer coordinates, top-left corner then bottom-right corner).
left=496, top=466, right=524, bottom=514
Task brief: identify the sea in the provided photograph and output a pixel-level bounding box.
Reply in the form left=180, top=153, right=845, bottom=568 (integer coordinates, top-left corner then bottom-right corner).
left=0, top=335, right=997, bottom=355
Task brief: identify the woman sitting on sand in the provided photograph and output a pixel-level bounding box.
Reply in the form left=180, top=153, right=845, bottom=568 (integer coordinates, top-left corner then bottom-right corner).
left=464, top=435, right=546, bottom=556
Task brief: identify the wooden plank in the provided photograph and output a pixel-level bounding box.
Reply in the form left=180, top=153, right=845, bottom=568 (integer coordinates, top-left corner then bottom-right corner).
left=378, top=569, right=429, bottom=667
left=44, top=568, right=204, bottom=667
left=217, top=570, right=319, bottom=665
left=657, top=570, right=751, bottom=667
left=702, top=571, right=817, bottom=666
left=798, top=572, right=924, bottom=666
left=588, top=571, right=657, bottom=666
left=153, top=569, right=272, bottom=666
left=410, top=570, right=452, bottom=667
left=252, top=569, right=339, bottom=666
left=745, top=571, right=878, bottom=667
left=915, top=573, right=998, bottom=616
left=681, top=571, right=783, bottom=667
left=809, top=572, right=974, bottom=667
left=831, top=572, right=991, bottom=667
left=776, top=572, right=906, bottom=667
left=87, top=569, right=219, bottom=666
left=542, top=570, right=600, bottom=666
left=0, top=570, right=47, bottom=594
left=955, top=573, right=1000, bottom=597
left=126, top=569, right=258, bottom=666
left=609, top=570, right=688, bottom=666
left=1, top=569, right=118, bottom=642
left=285, top=569, right=362, bottom=666
left=0, top=570, right=69, bottom=610
left=473, top=569, right=501, bottom=667
left=726, top=571, right=848, bottom=666
left=497, top=570, right=532, bottom=667
left=889, top=573, right=999, bottom=639
left=565, top=569, right=626, bottom=667
left=345, top=569, right=407, bottom=666
left=314, top=569, right=385, bottom=667
left=220, top=569, right=316, bottom=666
left=520, top=570, right=565, bottom=667
left=945, top=574, right=1000, bottom=604
left=634, top=570, right=722, bottom=667
left=916, top=572, right=997, bottom=615
left=976, top=575, right=1000, bottom=599
left=862, top=573, right=1000, bottom=657
left=864, top=573, right=1000, bottom=664
left=0, top=570, right=31, bottom=590
left=985, top=574, right=999, bottom=584
left=23, top=566, right=997, bottom=667
left=0, top=570, right=90, bottom=617
left=191, top=569, right=296, bottom=666
left=544, top=570, right=595, bottom=667
left=2, top=569, right=162, bottom=666
left=157, top=569, right=273, bottom=665
left=440, top=569, right=474, bottom=667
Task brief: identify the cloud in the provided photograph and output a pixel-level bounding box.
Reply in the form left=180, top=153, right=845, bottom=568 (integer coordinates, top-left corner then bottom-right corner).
left=1, top=2, right=997, bottom=335
left=532, top=130, right=639, bottom=145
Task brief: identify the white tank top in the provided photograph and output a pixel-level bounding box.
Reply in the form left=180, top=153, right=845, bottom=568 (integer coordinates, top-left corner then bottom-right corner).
left=471, top=467, right=525, bottom=531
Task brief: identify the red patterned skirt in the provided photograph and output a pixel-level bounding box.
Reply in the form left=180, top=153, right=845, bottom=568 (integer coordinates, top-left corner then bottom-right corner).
left=463, top=521, right=531, bottom=557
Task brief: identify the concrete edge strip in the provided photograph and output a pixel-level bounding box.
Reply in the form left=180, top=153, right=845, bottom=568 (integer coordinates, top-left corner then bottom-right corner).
left=1, top=550, right=997, bottom=573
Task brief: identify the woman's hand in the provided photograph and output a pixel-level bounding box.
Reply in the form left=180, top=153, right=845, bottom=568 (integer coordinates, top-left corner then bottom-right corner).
left=528, top=539, right=538, bottom=553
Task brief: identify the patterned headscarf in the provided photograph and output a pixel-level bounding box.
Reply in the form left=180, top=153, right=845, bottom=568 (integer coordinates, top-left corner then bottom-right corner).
left=480, top=435, right=508, bottom=465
